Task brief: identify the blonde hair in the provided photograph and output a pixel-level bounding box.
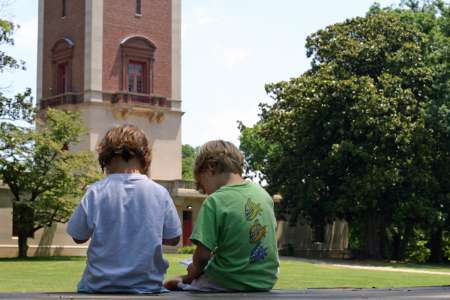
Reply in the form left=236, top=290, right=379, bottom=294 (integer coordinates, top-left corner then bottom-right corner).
left=97, top=124, right=152, bottom=174
left=194, top=140, right=244, bottom=181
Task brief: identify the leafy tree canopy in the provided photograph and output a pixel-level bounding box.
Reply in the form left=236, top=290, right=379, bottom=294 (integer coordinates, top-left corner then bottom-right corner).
left=239, top=1, right=450, bottom=260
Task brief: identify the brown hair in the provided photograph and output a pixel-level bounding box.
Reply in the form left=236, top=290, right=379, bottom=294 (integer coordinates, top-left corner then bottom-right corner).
left=97, top=124, right=152, bottom=174
left=194, top=140, right=244, bottom=181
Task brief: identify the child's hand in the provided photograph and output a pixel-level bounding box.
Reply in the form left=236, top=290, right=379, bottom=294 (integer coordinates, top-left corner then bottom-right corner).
left=164, top=277, right=183, bottom=290
left=186, top=263, right=202, bottom=281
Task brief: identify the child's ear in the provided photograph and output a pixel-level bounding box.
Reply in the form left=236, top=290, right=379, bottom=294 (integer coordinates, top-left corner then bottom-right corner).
left=206, top=163, right=216, bottom=176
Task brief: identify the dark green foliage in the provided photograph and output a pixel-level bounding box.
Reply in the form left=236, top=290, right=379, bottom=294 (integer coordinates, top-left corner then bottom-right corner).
left=182, top=144, right=197, bottom=181
left=239, top=1, right=450, bottom=261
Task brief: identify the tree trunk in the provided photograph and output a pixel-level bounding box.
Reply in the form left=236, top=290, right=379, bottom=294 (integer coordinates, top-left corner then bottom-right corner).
left=428, top=227, right=443, bottom=263
left=13, top=203, right=34, bottom=258
left=379, top=225, right=388, bottom=259
left=365, top=215, right=382, bottom=259
left=393, top=225, right=412, bottom=261
left=18, top=229, right=29, bottom=258
left=392, top=230, right=401, bottom=260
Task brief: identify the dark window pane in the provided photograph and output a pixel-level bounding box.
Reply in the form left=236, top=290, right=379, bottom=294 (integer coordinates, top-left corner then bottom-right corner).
left=136, top=0, right=141, bottom=15
left=128, top=61, right=146, bottom=93
left=62, top=0, right=67, bottom=17
left=57, top=63, right=68, bottom=94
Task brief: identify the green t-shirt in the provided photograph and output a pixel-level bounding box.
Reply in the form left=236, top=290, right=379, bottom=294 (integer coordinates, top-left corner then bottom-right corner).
left=190, top=181, right=279, bottom=291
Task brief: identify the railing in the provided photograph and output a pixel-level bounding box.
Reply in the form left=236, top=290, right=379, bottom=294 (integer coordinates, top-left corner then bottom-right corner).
left=40, top=92, right=174, bottom=110
left=111, top=92, right=172, bottom=108
left=40, top=93, right=83, bottom=109
left=156, top=180, right=198, bottom=194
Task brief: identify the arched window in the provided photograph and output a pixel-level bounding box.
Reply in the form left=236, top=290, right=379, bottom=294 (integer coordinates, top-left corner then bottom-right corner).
left=51, top=38, right=74, bottom=95
left=120, top=36, right=156, bottom=95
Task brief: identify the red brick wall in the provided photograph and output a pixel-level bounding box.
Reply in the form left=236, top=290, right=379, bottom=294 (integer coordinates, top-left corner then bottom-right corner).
left=42, top=0, right=85, bottom=99
left=103, top=0, right=172, bottom=98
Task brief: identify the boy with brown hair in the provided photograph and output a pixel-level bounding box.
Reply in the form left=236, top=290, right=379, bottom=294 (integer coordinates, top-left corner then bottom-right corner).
left=67, top=124, right=181, bottom=294
left=165, top=140, right=279, bottom=292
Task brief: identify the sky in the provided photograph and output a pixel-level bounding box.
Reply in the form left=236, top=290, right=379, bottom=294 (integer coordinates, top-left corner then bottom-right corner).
left=1, top=0, right=400, bottom=147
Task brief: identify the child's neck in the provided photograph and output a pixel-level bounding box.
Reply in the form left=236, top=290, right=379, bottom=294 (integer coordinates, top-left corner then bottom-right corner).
left=106, top=157, right=143, bottom=175
left=224, top=173, right=244, bottom=186
left=213, top=173, right=244, bottom=190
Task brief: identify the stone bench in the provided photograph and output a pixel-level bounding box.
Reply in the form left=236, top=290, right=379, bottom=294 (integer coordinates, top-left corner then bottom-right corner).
left=0, top=287, right=449, bottom=300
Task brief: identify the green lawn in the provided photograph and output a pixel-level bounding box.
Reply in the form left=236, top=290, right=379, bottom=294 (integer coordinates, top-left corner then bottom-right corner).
left=0, top=255, right=449, bottom=292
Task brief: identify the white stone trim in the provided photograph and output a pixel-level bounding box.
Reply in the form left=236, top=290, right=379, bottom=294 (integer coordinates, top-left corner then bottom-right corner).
left=61, top=37, right=75, bottom=48
left=36, top=0, right=44, bottom=105
left=120, top=35, right=156, bottom=48
left=0, top=244, right=88, bottom=249
left=84, top=0, right=104, bottom=102
left=171, top=0, right=182, bottom=102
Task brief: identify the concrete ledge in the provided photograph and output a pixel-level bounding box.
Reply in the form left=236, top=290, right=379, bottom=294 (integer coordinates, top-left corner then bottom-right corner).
left=0, top=245, right=88, bottom=258
left=0, top=287, right=449, bottom=300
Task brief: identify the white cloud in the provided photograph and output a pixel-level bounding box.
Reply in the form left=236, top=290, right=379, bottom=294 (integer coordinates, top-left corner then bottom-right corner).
left=193, top=7, right=218, bottom=26
left=182, top=7, right=219, bottom=42
left=183, top=101, right=260, bottom=147
left=14, top=16, right=38, bottom=48
left=221, top=47, right=250, bottom=69
left=183, top=111, right=242, bottom=146
left=197, top=15, right=216, bottom=26
left=0, top=15, right=37, bottom=97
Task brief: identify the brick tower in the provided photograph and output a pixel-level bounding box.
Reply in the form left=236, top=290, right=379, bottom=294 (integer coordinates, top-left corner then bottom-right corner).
left=37, top=0, right=182, bottom=180
left=0, top=0, right=208, bottom=257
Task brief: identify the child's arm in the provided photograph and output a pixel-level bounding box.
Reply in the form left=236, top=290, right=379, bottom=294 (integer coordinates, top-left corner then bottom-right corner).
left=67, top=204, right=92, bottom=244
left=73, top=238, right=89, bottom=244
left=184, top=242, right=212, bottom=283
left=163, top=243, right=211, bottom=289
left=162, top=191, right=182, bottom=246
left=66, top=192, right=93, bottom=244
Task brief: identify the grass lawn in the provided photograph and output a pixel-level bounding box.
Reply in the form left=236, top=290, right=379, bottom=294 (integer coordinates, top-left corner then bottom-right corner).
left=0, top=255, right=449, bottom=292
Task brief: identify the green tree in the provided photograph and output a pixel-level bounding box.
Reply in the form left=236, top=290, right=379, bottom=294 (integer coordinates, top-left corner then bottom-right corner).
left=394, top=0, right=450, bottom=263
left=182, top=144, right=197, bottom=181
left=0, top=13, right=99, bottom=258
left=0, top=108, right=100, bottom=258
left=240, top=2, right=450, bottom=260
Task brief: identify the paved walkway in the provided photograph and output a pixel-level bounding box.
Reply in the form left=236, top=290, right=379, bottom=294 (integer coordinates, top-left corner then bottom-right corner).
left=1, top=287, right=450, bottom=300
left=326, top=264, right=450, bottom=275
left=281, top=257, right=450, bottom=276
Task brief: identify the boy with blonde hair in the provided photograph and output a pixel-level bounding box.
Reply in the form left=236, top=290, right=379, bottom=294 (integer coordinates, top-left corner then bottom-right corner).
left=67, top=124, right=181, bottom=294
left=165, top=140, right=279, bottom=292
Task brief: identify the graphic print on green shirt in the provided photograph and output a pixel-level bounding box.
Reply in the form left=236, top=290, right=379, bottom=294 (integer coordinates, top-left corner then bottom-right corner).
left=249, top=220, right=267, bottom=244
left=250, top=242, right=269, bottom=263
left=190, top=182, right=279, bottom=291
left=245, top=198, right=263, bottom=221
left=246, top=198, right=269, bottom=264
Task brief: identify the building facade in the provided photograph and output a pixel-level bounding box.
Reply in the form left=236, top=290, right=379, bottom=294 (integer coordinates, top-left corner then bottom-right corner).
left=0, top=0, right=205, bottom=257
left=38, top=0, right=182, bottom=180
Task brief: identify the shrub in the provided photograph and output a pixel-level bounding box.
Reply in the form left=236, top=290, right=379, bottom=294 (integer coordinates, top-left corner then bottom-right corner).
left=177, top=245, right=196, bottom=254
left=405, top=230, right=430, bottom=263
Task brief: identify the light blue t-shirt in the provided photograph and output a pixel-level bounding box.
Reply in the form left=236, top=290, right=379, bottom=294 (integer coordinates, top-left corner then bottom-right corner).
left=67, top=173, right=181, bottom=294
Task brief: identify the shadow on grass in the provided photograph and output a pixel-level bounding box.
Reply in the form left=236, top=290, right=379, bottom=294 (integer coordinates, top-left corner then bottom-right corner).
left=0, top=256, right=85, bottom=262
